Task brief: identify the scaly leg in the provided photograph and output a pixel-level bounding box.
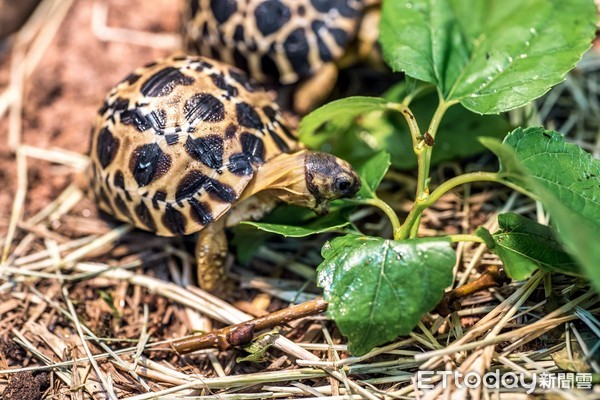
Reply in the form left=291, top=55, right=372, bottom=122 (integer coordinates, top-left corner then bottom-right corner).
left=355, top=7, right=382, bottom=65
left=293, top=63, right=338, bottom=114
left=195, top=218, right=230, bottom=293
left=337, top=6, right=382, bottom=69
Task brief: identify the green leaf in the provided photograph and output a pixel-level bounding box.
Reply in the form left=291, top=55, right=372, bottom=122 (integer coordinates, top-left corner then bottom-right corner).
left=298, top=97, right=388, bottom=139
left=482, top=127, right=600, bottom=291
left=538, top=194, right=600, bottom=292
left=380, top=0, right=597, bottom=113
left=503, top=128, right=600, bottom=207
left=476, top=213, right=579, bottom=280
left=478, top=137, right=524, bottom=176
left=495, top=128, right=600, bottom=227
left=241, top=211, right=352, bottom=237
left=317, top=235, right=455, bottom=355
left=356, top=151, right=390, bottom=199
left=237, top=330, right=279, bottom=363
left=99, top=290, right=120, bottom=318
left=477, top=226, right=537, bottom=280
left=232, top=206, right=349, bottom=261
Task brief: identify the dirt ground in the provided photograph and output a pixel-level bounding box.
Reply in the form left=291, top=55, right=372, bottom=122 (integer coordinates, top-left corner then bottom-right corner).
left=0, top=0, right=180, bottom=236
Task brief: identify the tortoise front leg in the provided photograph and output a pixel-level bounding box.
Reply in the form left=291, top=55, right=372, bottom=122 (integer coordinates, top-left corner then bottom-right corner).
left=195, top=218, right=230, bottom=294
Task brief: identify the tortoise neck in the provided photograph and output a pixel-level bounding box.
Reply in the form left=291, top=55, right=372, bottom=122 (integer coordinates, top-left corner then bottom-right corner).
left=237, top=150, right=316, bottom=209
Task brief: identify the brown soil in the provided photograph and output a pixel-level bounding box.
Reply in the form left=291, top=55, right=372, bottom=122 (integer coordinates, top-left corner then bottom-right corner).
left=1, top=370, right=50, bottom=400
left=0, top=0, right=180, bottom=236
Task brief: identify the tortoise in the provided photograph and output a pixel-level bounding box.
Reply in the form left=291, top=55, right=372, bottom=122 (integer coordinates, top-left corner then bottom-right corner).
left=182, top=0, right=381, bottom=114
left=88, top=55, right=360, bottom=292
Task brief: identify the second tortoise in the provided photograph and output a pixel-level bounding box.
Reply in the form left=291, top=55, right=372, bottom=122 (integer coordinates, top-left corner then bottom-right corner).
left=182, top=0, right=381, bottom=113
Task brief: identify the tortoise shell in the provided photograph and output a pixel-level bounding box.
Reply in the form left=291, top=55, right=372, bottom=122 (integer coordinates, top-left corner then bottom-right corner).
left=89, top=55, right=298, bottom=236
left=182, top=0, right=366, bottom=85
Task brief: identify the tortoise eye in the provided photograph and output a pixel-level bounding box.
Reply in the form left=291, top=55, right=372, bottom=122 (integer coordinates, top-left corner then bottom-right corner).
left=334, top=177, right=352, bottom=193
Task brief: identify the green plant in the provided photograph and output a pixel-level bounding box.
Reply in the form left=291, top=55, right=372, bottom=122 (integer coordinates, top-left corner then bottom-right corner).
left=241, top=0, right=600, bottom=355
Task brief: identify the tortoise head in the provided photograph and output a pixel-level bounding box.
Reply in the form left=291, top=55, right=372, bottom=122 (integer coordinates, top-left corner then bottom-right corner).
left=305, top=152, right=361, bottom=214
left=239, top=150, right=360, bottom=214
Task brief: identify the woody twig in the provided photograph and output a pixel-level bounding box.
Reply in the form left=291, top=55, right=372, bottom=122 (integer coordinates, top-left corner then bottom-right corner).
left=436, top=265, right=510, bottom=317
left=171, top=298, right=329, bottom=354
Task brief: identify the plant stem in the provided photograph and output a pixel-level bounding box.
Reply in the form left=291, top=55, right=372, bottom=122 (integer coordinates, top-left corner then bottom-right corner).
left=415, top=99, right=454, bottom=200
left=497, top=176, right=540, bottom=200
left=398, top=171, right=506, bottom=240
left=396, top=99, right=455, bottom=240
left=386, top=102, right=421, bottom=148
left=364, top=198, right=402, bottom=240
left=446, top=234, right=485, bottom=244
left=383, top=101, right=425, bottom=239
left=426, top=172, right=502, bottom=207
left=397, top=170, right=540, bottom=240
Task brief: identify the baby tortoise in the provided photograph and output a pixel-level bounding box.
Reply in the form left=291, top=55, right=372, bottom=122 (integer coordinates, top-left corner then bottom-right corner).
left=182, top=0, right=381, bottom=114
left=88, top=55, right=360, bottom=292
